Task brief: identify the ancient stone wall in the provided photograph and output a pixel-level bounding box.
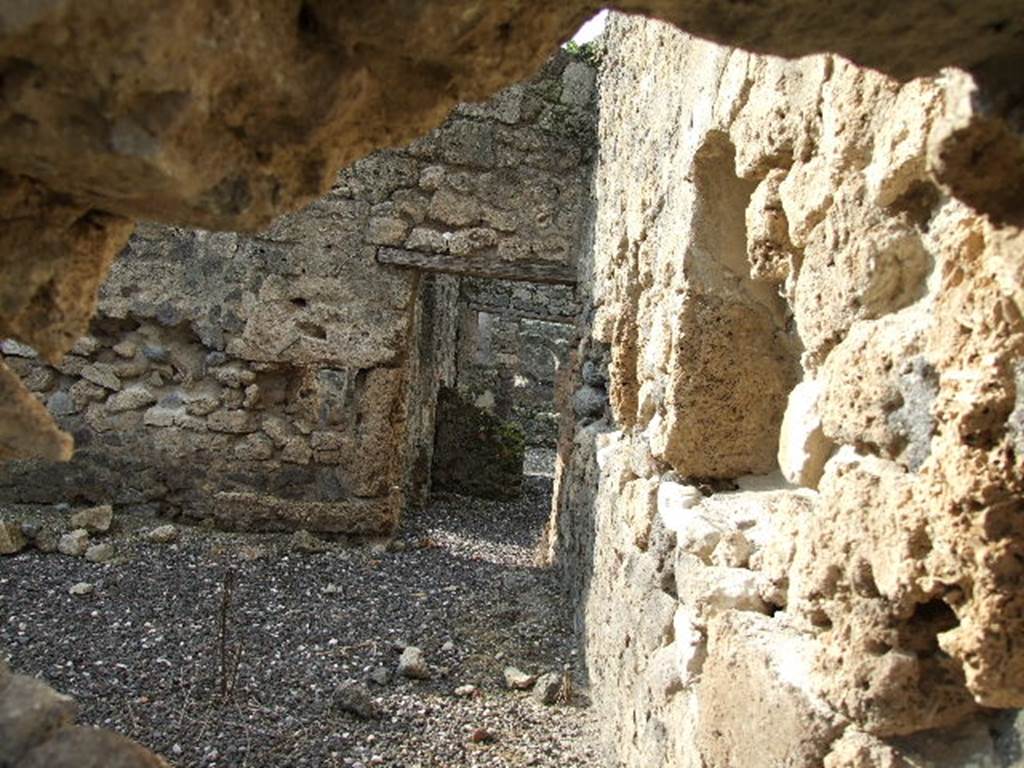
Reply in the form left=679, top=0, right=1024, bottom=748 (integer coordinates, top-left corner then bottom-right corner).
left=1, top=6, right=1023, bottom=768
left=454, top=279, right=578, bottom=446
left=373, top=53, right=596, bottom=284
left=0, top=211, right=447, bottom=535
left=0, top=52, right=595, bottom=533
left=549, top=13, right=1024, bottom=767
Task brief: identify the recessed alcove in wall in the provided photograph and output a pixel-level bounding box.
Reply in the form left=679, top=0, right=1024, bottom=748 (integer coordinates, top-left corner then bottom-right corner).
left=660, top=131, right=800, bottom=479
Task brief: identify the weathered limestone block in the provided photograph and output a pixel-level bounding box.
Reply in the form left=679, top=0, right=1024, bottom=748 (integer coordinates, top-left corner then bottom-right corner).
left=830, top=712, right=1024, bottom=767
left=745, top=168, right=798, bottom=283
left=228, top=275, right=415, bottom=369
left=69, top=504, right=113, bottom=533
left=786, top=452, right=981, bottom=735
left=22, top=367, right=54, bottom=393
left=80, top=363, right=122, bottom=392
left=777, top=378, right=833, bottom=488
left=674, top=553, right=768, bottom=627
left=820, top=314, right=937, bottom=469
left=366, top=215, right=411, bottom=247
left=696, top=612, right=846, bottom=768
left=406, top=227, right=449, bottom=253
left=233, top=433, right=275, bottom=461
left=68, top=380, right=106, bottom=410
left=790, top=186, right=933, bottom=367
left=142, top=405, right=177, bottom=427
left=106, top=385, right=157, bottom=413
left=212, top=490, right=399, bottom=535
left=207, top=410, right=257, bottom=434
left=58, top=529, right=90, bottom=557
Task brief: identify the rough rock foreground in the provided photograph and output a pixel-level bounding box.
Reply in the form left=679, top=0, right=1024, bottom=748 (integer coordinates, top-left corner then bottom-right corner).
left=1, top=0, right=1023, bottom=462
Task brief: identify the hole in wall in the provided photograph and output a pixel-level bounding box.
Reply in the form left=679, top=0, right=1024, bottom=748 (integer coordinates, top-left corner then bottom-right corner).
left=295, top=321, right=327, bottom=340
left=296, top=1, right=320, bottom=38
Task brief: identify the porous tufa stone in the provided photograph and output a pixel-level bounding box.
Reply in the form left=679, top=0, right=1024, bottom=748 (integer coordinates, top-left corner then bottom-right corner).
left=57, top=529, right=90, bottom=557
left=397, top=646, right=430, bottom=680
left=0, top=522, right=27, bottom=555
left=145, top=525, right=178, bottom=544
left=70, top=504, right=113, bottom=533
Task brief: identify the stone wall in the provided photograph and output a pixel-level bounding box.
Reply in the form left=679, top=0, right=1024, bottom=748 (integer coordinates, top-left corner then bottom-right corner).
left=2, top=6, right=1023, bottom=768
left=372, top=53, right=596, bottom=285
left=0, top=214, right=450, bottom=535
left=0, top=51, right=595, bottom=533
left=2, top=0, right=1021, bottom=468
left=549, top=13, right=1024, bottom=767
left=455, top=279, right=578, bottom=446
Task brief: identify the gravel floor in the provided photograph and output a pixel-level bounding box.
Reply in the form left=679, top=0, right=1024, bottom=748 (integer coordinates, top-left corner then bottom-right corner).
left=0, top=451, right=603, bottom=767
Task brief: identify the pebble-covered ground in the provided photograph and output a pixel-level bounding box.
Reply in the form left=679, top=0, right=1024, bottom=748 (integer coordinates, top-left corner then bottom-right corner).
left=0, top=450, right=604, bottom=767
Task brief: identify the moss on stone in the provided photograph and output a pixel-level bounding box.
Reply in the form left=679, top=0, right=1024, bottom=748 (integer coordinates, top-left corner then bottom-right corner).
left=431, top=387, right=525, bottom=500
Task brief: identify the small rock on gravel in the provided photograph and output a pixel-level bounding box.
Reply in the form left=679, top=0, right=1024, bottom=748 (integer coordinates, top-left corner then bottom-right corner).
left=470, top=727, right=497, bottom=744
left=58, top=529, right=90, bottom=557
left=85, top=543, right=115, bottom=563
left=368, top=667, right=389, bottom=686
left=0, top=521, right=26, bottom=555
left=333, top=682, right=380, bottom=720
left=397, top=646, right=430, bottom=679
left=113, top=340, right=137, bottom=358
left=70, top=504, right=113, bottom=533
left=69, top=582, right=94, bottom=596
left=533, top=672, right=562, bottom=705
left=20, top=523, right=59, bottom=553
left=31, top=527, right=60, bottom=553
left=145, top=525, right=178, bottom=544
left=289, top=529, right=326, bottom=553
left=454, top=684, right=477, bottom=698
left=503, top=666, right=536, bottom=690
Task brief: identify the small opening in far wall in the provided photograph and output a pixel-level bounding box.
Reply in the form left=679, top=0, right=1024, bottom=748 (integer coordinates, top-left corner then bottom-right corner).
left=430, top=278, right=579, bottom=500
